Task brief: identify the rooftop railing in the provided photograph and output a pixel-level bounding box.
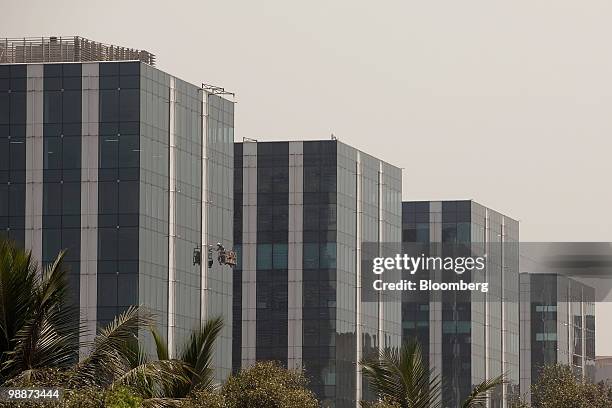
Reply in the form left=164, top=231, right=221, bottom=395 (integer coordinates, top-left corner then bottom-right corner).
left=0, top=36, right=155, bottom=65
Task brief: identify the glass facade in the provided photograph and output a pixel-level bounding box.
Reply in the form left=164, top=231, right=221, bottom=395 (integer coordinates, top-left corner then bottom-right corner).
left=232, top=143, right=243, bottom=372
left=1, top=61, right=234, bottom=380
left=42, top=63, right=83, bottom=314
left=0, top=64, right=26, bottom=247
left=138, top=62, right=169, bottom=340
left=205, top=93, right=234, bottom=379
left=256, top=142, right=289, bottom=363
left=522, top=274, right=596, bottom=391
left=401, top=201, right=431, bottom=364
left=97, top=62, right=141, bottom=326
left=401, top=200, right=520, bottom=408
left=335, top=142, right=358, bottom=407
left=303, top=141, right=339, bottom=403
left=234, top=140, right=402, bottom=408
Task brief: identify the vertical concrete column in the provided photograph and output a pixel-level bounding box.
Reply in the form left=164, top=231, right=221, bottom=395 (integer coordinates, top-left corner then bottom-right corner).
left=484, top=208, right=491, bottom=404
left=25, top=64, right=43, bottom=263
left=429, top=200, right=443, bottom=406
left=200, top=92, right=209, bottom=323
left=355, top=152, right=362, bottom=404
left=287, top=141, right=303, bottom=369
left=79, top=63, right=99, bottom=355
left=377, top=162, right=384, bottom=348
left=519, top=274, right=532, bottom=404
left=167, top=76, right=177, bottom=356
left=501, top=218, right=507, bottom=408
left=241, top=142, right=258, bottom=367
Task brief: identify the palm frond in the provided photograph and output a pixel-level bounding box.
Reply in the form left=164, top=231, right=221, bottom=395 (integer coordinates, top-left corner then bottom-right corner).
left=151, top=327, right=169, bottom=361
left=114, top=359, right=190, bottom=398
left=360, top=340, right=442, bottom=408
left=461, top=374, right=505, bottom=408
left=0, top=240, right=38, bottom=364
left=179, top=316, right=223, bottom=394
left=72, top=306, right=154, bottom=387
left=122, top=334, right=150, bottom=369
left=2, top=250, right=81, bottom=377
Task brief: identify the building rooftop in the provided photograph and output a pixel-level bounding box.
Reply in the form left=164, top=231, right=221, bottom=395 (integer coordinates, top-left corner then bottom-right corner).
left=0, top=36, right=155, bottom=66
left=235, top=137, right=403, bottom=171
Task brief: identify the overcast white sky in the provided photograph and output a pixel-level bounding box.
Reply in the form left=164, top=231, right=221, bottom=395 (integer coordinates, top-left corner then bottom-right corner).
left=4, top=0, right=612, bottom=353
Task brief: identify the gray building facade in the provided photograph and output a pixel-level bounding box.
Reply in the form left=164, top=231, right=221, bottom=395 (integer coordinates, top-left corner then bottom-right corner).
left=401, top=200, right=520, bottom=408
left=0, top=47, right=234, bottom=379
left=233, top=140, right=402, bottom=407
left=519, top=273, right=596, bottom=402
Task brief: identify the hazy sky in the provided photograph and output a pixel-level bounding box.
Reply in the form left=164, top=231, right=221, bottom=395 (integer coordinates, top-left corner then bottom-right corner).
left=4, top=0, right=612, bottom=353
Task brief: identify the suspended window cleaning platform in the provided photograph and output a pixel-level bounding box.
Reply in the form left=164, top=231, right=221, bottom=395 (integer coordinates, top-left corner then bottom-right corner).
left=0, top=36, right=155, bottom=65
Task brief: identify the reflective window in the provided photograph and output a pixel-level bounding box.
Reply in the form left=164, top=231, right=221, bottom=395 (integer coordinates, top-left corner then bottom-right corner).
left=272, top=243, right=288, bottom=269
left=304, top=243, right=319, bottom=269
left=257, top=243, right=272, bottom=270
left=320, top=243, right=336, bottom=268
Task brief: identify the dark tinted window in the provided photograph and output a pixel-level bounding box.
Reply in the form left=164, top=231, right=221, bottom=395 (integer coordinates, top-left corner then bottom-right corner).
left=44, top=91, right=62, bottom=123
left=9, top=93, right=26, bottom=123
left=62, top=90, right=82, bottom=123
left=0, top=94, right=8, bottom=124
left=119, top=90, right=139, bottom=122
left=100, top=90, right=119, bottom=122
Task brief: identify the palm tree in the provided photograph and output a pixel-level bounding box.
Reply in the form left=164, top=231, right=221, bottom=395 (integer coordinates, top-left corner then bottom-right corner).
left=150, top=316, right=224, bottom=397
left=360, top=340, right=504, bottom=408
left=72, top=306, right=188, bottom=391
left=0, top=239, right=191, bottom=404
left=0, top=240, right=80, bottom=383
left=106, top=314, right=224, bottom=405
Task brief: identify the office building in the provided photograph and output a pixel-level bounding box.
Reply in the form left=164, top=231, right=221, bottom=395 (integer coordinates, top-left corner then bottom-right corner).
left=520, top=273, right=596, bottom=401
left=0, top=36, right=234, bottom=379
left=401, top=200, right=520, bottom=408
left=233, top=140, right=402, bottom=407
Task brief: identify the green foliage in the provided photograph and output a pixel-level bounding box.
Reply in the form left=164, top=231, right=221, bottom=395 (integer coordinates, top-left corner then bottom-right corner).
left=180, top=389, right=226, bottom=408
left=0, top=386, right=106, bottom=408
left=152, top=316, right=224, bottom=398
left=508, top=395, right=531, bottom=408
left=0, top=239, right=193, bottom=407
left=0, top=240, right=80, bottom=383
left=70, top=306, right=189, bottom=400
left=222, top=361, right=318, bottom=408
left=529, top=364, right=612, bottom=408
left=105, top=386, right=143, bottom=408
left=0, top=240, right=317, bottom=407
left=179, top=362, right=320, bottom=408
left=60, top=387, right=106, bottom=408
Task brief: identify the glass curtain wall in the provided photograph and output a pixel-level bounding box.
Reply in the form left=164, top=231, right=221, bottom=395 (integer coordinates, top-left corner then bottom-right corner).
left=256, top=142, right=289, bottom=363
left=97, top=62, right=141, bottom=327
left=0, top=65, right=26, bottom=246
